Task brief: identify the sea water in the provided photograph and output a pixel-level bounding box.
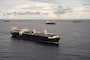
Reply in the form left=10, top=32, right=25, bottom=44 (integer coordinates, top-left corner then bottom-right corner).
left=0, top=20, right=90, bottom=60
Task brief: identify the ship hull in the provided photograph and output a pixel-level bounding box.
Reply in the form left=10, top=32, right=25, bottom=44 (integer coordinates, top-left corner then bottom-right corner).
left=45, top=23, right=56, bottom=25
left=11, top=32, right=60, bottom=44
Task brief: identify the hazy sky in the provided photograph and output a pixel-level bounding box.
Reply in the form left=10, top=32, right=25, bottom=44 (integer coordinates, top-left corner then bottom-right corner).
left=0, top=0, right=90, bottom=19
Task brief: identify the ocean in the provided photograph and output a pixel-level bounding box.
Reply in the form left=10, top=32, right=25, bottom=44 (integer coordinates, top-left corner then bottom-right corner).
left=0, top=20, right=90, bottom=60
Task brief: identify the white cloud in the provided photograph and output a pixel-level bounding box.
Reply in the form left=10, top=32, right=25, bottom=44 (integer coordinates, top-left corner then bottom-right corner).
left=0, top=2, right=61, bottom=19
left=0, top=0, right=90, bottom=19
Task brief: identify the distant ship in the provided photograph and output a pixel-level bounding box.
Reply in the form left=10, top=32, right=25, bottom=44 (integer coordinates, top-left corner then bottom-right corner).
left=3, top=20, right=10, bottom=22
left=45, top=21, right=56, bottom=25
left=72, top=20, right=81, bottom=23
left=10, top=27, right=60, bottom=44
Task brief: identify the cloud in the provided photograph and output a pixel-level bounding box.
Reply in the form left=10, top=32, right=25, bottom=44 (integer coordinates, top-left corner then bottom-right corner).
left=10, top=3, right=74, bottom=19
left=53, top=5, right=73, bottom=15
left=82, top=4, right=90, bottom=12
left=0, top=0, right=90, bottom=19
left=0, top=2, right=60, bottom=19
left=0, top=2, right=88, bottom=19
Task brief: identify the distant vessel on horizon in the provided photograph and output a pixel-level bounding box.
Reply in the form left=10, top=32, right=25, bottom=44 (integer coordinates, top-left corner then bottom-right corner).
left=72, top=20, right=82, bottom=23
left=3, top=20, right=10, bottom=22
left=45, top=21, right=56, bottom=25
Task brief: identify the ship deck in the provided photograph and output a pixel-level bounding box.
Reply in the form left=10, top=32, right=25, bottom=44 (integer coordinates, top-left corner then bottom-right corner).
left=23, top=31, right=55, bottom=37
left=11, top=30, right=57, bottom=38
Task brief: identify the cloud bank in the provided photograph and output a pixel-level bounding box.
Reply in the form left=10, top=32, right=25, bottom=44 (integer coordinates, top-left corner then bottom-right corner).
left=0, top=0, right=90, bottom=19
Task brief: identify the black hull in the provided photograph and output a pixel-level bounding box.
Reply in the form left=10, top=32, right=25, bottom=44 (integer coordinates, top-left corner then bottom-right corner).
left=11, top=33, right=21, bottom=39
left=45, top=23, right=56, bottom=25
left=11, top=33, right=60, bottom=44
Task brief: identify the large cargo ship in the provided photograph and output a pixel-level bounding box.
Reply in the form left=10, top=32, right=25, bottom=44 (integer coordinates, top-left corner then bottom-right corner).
left=10, top=27, right=60, bottom=44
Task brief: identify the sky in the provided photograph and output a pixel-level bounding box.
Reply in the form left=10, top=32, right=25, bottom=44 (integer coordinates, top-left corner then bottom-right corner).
left=0, top=0, right=90, bottom=19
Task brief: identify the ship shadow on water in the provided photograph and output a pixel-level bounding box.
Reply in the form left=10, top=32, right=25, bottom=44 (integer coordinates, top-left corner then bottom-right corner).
left=11, top=36, right=59, bottom=46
